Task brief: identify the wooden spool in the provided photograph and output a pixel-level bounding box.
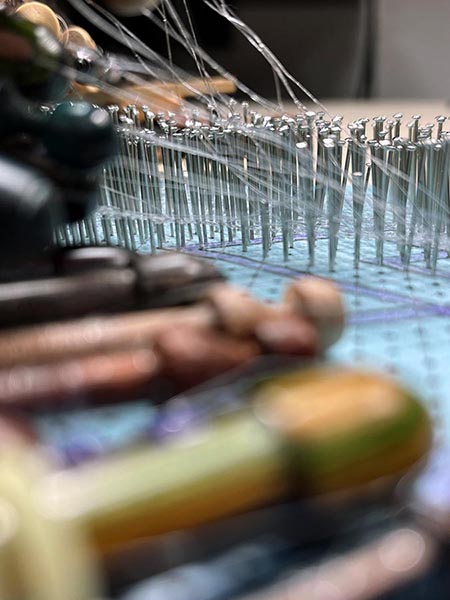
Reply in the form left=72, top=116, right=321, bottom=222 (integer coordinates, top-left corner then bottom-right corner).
left=63, top=26, right=97, bottom=50
left=16, top=2, right=62, bottom=40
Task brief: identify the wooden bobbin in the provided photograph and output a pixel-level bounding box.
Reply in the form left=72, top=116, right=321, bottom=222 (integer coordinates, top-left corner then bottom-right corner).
left=207, top=277, right=344, bottom=352
left=206, top=284, right=278, bottom=338
left=63, top=26, right=97, bottom=50
left=0, top=369, right=431, bottom=595
left=72, top=83, right=184, bottom=115
left=284, top=277, right=345, bottom=351
left=15, top=2, right=62, bottom=40
left=0, top=276, right=342, bottom=369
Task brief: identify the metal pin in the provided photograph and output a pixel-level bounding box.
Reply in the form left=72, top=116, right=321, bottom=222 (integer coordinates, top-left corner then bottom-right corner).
left=349, top=131, right=367, bottom=268
left=296, top=141, right=315, bottom=266
left=436, top=115, right=446, bottom=139
left=373, top=116, right=386, bottom=141
left=408, top=115, right=421, bottom=142
left=92, top=107, right=450, bottom=271
left=242, top=102, right=249, bottom=125
left=324, top=137, right=344, bottom=270
left=393, top=113, right=403, bottom=139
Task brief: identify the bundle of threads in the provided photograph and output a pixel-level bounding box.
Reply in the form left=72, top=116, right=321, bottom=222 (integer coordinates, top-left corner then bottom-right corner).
left=60, top=106, right=448, bottom=272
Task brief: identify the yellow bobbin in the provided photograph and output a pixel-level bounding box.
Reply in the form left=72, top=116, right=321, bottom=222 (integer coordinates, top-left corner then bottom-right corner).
left=0, top=445, right=103, bottom=600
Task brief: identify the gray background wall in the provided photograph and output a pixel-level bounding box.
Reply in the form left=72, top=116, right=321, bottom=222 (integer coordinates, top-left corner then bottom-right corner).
left=374, top=0, right=450, bottom=99
left=205, top=0, right=450, bottom=100
left=209, top=0, right=367, bottom=100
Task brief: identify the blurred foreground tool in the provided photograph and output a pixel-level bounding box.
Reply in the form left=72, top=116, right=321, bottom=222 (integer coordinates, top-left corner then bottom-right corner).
left=0, top=248, right=224, bottom=324
left=121, top=535, right=295, bottom=600
left=120, top=524, right=443, bottom=600
left=0, top=93, right=117, bottom=245
left=121, top=446, right=450, bottom=600
left=231, top=446, right=450, bottom=600
left=0, top=276, right=344, bottom=408
left=0, top=276, right=344, bottom=366
left=0, top=8, right=117, bottom=255
left=234, top=526, right=439, bottom=600
left=0, top=156, right=63, bottom=261
left=106, top=493, right=388, bottom=589
left=0, top=367, right=431, bottom=599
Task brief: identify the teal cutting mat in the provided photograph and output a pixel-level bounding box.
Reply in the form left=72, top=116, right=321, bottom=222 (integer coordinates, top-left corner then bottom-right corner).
left=186, top=236, right=448, bottom=441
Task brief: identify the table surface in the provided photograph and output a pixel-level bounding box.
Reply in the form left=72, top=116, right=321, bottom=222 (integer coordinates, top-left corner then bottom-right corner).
left=281, top=99, right=450, bottom=123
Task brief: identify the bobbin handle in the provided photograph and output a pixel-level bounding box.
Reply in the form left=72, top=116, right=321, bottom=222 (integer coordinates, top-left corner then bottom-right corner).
left=0, top=276, right=344, bottom=368
left=284, top=277, right=345, bottom=350
left=206, top=277, right=345, bottom=351
left=15, top=1, right=62, bottom=39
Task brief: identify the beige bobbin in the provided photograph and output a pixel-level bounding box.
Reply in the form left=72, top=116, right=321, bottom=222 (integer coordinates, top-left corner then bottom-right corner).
left=205, top=276, right=345, bottom=352
left=63, top=26, right=97, bottom=50
left=205, top=284, right=278, bottom=338
left=284, top=277, right=345, bottom=351
left=15, top=2, right=62, bottom=40
left=0, top=277, right=345, bottom=368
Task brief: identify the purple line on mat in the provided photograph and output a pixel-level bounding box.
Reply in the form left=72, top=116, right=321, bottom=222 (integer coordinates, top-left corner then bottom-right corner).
left=184, top=248, right=450, bottom=324
left=185, top=248, right=425, bottom=304
left=349, top=305, right=450, bottom=325
left=182, top=233, right=328, bottom=252
left=362, top=252, right=450, bottom=279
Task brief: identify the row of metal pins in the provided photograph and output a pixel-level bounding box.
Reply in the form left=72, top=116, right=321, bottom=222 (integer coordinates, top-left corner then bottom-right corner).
left=57, top=105, right=450, bottom=271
